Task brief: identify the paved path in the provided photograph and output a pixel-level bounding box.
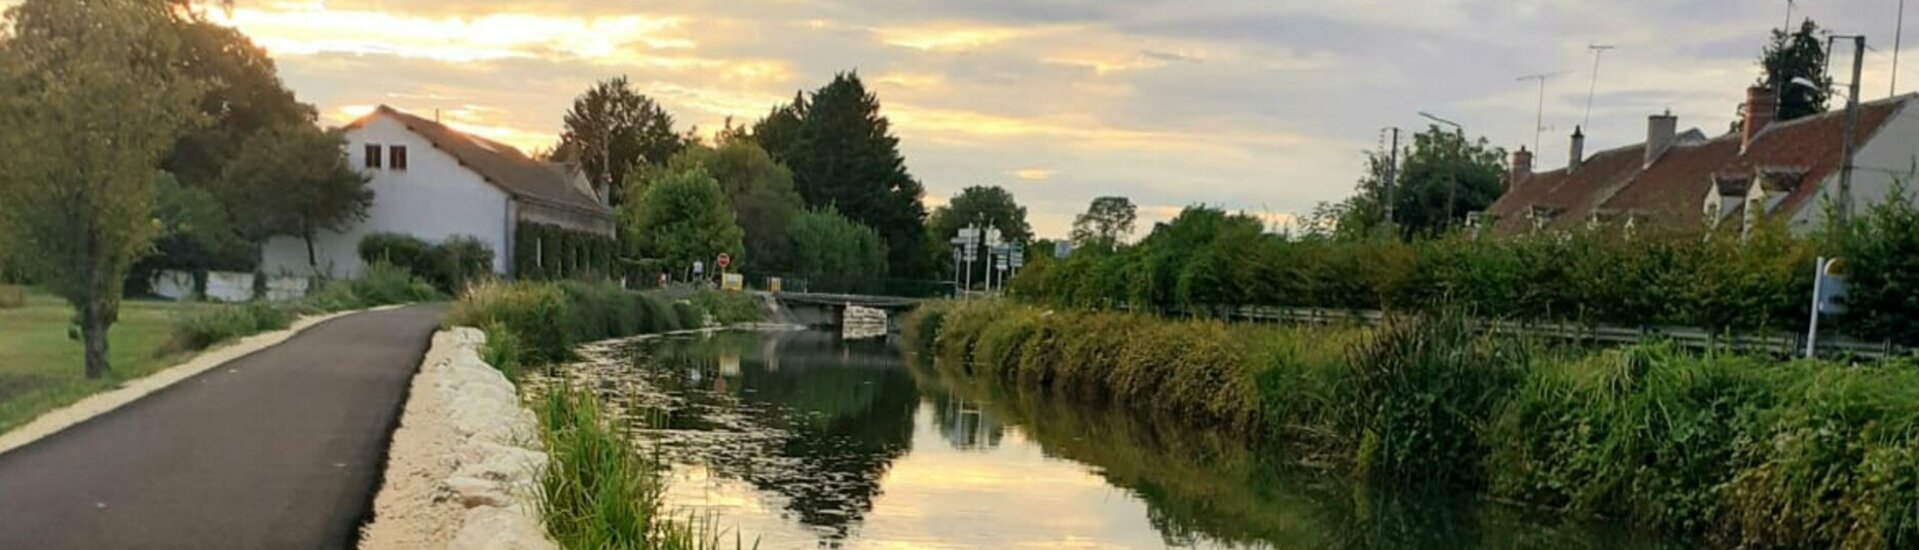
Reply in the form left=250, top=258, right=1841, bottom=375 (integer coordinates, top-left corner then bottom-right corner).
left=0, top=304, right=445, bottom=550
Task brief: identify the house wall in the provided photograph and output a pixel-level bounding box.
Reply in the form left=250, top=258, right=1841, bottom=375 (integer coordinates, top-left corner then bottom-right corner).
left=261, top=114, right=513, bottom=279
left=1791, top=98, right=1919, bottom=232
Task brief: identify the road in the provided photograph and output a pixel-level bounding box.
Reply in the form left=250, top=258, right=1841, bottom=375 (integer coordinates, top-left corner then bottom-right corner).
left=0, top=304, right=444, bottom=549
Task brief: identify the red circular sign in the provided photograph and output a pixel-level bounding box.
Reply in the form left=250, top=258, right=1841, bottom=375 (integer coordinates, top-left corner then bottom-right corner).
left=717, top=253, right=731, bottom=269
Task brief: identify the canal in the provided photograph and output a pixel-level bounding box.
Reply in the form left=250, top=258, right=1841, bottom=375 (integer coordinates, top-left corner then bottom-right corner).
left=559, top=329, right=1673, bottom=549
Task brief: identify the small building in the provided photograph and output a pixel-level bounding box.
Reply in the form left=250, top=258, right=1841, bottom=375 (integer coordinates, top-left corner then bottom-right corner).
left=1483, top=86, right=1919, bottom=235
left=260, top=105, right=615, bottom=279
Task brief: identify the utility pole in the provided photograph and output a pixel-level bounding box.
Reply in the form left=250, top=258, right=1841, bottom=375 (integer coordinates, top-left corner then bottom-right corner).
left=1896, top=0, right=1908, bottom=95
left=1839, top=34, right=1866, bottom=227
left=1384, top=127, right=1400, bottom=226
left=1583, top=45, right=1615, bottom=129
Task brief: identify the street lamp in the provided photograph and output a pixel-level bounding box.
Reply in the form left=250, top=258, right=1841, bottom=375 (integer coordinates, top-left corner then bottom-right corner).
left=1418, top=111, right=1465, bottom=230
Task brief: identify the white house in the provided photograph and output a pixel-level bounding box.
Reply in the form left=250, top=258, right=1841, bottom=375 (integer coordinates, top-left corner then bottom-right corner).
left=260, top=105, right=615, bottom=279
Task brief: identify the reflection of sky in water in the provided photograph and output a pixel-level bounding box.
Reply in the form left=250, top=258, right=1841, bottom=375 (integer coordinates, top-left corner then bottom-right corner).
left=578, top=330, right=1671, bottom=550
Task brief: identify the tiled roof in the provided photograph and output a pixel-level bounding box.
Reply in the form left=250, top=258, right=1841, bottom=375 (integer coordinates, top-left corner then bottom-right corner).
left=1490, top=95, right=1914, bottom=234
left=347, top=106, right=612, bottom=218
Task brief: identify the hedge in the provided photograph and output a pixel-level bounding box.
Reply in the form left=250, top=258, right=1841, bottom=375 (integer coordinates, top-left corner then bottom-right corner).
left=513, top=222, right=617, bottom=282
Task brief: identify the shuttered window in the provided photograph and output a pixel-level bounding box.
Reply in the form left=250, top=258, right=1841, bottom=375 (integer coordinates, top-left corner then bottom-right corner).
left=364, top=144, right=382, bottom=168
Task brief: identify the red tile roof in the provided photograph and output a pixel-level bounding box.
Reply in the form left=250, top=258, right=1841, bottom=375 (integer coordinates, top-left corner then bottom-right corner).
left=1489, top=95, right=1914, bottom=234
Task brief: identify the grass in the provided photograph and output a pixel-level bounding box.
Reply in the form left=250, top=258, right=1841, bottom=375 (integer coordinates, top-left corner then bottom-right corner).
left=0, top=290, right=216, bottom=433
left=904, top=299, right=1919, bottom=548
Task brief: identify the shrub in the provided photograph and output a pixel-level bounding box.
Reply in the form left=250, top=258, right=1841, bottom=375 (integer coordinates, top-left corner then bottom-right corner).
left=449, top=281, right=571, bottom=364
left=167, top=301, right=294, bottom=352
left=358, top=233, right=433, bottom=276
left=352, top=261, right=440, bottom=306
left=0, top=284, right=23, bottom=309
left=430, top=236, right=494, bottom=293
left=687, top=290, right=760, bottom=325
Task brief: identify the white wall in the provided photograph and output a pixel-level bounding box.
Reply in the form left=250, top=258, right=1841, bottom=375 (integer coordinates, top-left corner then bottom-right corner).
left=1791, top=98, right=1919, bottom=232
left=262, top=114, right=513, bottom=279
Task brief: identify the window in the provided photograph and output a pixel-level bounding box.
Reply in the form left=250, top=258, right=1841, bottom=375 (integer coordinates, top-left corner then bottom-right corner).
left=364, top=144, right=382, bottom=169
left=389, top=145, right=408, bottom=170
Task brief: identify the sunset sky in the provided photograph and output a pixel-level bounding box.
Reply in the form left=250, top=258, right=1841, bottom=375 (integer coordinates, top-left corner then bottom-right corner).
left=28, top=0, right=1919, bottom=237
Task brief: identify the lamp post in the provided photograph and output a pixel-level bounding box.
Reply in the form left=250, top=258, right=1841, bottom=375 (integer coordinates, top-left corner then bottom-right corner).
left=1419, top=111, right=1465, bottom=230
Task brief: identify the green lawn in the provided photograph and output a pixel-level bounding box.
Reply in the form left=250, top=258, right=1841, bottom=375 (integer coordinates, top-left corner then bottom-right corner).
left=0, top=289, right=213, bottom=434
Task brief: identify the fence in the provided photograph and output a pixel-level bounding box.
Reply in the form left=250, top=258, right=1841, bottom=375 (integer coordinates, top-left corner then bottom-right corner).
left=1206, top=305, right=1910, bottom=360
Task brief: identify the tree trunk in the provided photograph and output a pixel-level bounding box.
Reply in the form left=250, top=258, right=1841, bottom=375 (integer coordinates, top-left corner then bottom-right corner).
left=304, top=232, right=320, bottom=278
left=80, top=301, right=112, bottom=379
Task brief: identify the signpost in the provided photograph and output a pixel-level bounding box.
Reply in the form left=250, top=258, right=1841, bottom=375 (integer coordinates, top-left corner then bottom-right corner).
left=1806, top=257, right=1848, bottom=357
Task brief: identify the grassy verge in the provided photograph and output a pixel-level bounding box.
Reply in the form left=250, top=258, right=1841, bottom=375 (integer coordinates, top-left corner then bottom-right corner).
left=450, top=280, right=761, bottom=549
left=0, top=292, right=215, bottom=433
left=904, top=299, right=1919, bottom=548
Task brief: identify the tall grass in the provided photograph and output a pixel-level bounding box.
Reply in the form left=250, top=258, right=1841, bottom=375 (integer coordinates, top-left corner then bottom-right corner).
left=447, top=280, right=707, bottom=368
left=535, top=386, right=755, bottom=550
left=904, top=299, right=1919, bottom=548
left=0, top=284, right=24, bottom=309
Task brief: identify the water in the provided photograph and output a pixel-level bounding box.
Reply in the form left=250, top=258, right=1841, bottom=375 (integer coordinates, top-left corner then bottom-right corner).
left=563, top=330, right=1673, bottom=549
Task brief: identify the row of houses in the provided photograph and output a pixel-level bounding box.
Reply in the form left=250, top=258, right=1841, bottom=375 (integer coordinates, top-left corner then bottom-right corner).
left=1480, top=85, right=1919, bottom=235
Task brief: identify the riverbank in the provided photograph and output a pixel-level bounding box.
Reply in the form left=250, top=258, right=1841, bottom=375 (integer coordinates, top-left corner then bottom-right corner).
left=436, top=280, right=766, bottom=549
left=903, top=300, right=1919, bottom=548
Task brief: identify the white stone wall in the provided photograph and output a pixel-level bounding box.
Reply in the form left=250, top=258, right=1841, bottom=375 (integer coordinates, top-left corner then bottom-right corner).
left=261, top=114, right=512, bottom=280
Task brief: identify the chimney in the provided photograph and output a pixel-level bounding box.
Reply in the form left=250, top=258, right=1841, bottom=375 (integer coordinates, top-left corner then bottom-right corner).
left=1742, top=85, right=1776, bottom=151
left=1509, top=146, right=1533, bottom=185
left=1645, top=110, right=1677, bottom=167
left=1568, top=126, right=1585, bottom=173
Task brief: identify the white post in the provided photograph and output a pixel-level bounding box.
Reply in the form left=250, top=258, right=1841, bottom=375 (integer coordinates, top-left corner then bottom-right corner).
left=1806, top=256, right=1826, bottom=358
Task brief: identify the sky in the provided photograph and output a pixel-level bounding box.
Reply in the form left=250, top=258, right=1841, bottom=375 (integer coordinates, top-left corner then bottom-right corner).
left=25, top=0, right=1919, bottom=238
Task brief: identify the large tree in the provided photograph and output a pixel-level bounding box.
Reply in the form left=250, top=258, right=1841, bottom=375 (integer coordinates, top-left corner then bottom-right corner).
left=750, top=91, right=806, bottom=164
left=1334, top=125, right=1505, bottom=237
left=217, top=123, right=373, bottom=275
left=558, top=76, right=683, bottom=206
left=663, top=138, right=804, bottom=272
left=1739, top=18, right=1832, bottom=129
left=775, top=72, right=931, bottom=278
left=787, top=207, right=888, bottom=293
left=622, top=166, right=744, bottom=271
left=1070, top=196, right=1138, bottom=250
left=0, top=0, right=205, bottom=378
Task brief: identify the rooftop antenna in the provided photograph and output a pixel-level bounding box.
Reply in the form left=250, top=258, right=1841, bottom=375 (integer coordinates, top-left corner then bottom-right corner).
left=1516, top=72, right=1562, bottom=155
left=1583, top=44, right=1616, bottom=129
left=1895, top=0, right=1907, bottom=95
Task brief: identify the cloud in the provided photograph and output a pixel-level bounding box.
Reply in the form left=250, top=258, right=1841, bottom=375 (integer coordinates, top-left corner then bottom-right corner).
left=1012, top=168, right=1053, bottom=181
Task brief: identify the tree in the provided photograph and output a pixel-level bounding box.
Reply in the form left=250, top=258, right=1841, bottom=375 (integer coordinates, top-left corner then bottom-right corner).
left=217, top=123, right=373, bottom=275
left=622, top=166, right=744, bottom=270
left=1737, top=18, right=1831, bottom=130
left=1336, top=125, right=1504, bottom=237
left=1070, top=196, right=1138, bottom=250
left=787, top=207, right=888, bottom=293
left=663, top=138, right=804, bottom=272
left=750, top=92, right=806, bottom=164
left=777, top=72, right=931, bottom=278
left=558, top=76, right=683, bottom=206
left=928, top=186, right=1031, bottom=284
left=0, top=0, right=206, bottom=378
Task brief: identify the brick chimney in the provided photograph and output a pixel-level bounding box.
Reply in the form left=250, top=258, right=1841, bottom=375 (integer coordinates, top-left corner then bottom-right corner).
left=1645, top=110, right=1677, bottom=167
left=1742, top=85, right=1776, bottom=151
left=1568, top=126, right=1585, bottom=173
left=1509, top=146, right=1533, bottom=185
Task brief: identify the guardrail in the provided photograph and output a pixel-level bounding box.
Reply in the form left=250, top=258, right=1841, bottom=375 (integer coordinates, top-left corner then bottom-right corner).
left=1204, top=305, right=1910, bottom=360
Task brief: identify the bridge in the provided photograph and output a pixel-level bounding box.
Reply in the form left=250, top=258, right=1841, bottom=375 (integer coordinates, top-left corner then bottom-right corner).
left=761, top=291, right=928, bottom=329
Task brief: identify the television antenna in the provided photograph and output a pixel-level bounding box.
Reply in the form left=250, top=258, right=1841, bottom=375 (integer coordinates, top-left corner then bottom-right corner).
left=1583, top=44, right=1616, bottom=129
left=1516, top=72, right=1563, bottom=155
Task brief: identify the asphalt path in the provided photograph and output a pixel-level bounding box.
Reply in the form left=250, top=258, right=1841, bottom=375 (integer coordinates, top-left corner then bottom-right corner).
left=0, top=304, right=444, bottom=549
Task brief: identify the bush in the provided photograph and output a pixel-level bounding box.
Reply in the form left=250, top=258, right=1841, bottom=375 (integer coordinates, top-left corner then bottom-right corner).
left=167, top=301, right=294, bottom=352
left=358, top=233, right=495, bottom=294
left=352, top=261, right=440, bottom=306
left=358, top=233, right=433, bottom=276
left=687, top=290, right=760, bottom=325
left=449, top=281, right=571, bottom=364
left=0, top=284, right=23, bottom=309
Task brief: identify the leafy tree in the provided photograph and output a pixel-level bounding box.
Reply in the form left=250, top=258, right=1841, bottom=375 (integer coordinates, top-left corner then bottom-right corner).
left=1070, top=196, right=1138, bottom=250
left=217, top=123, right=373, bottom=275
left=750, top=92, right=806, bottom=164
left=128, top=175, right=240, bottom=295
left=1738, top=18, right=1832, bottom=130
left=0, top=0, right=206, bottom=378
left=622, top=166, right=744, bottom=270
left=1840, top=180, right=1919, bottom=342
left=787, top=207, right=888, bottom=293
left=663, top=139, right=803, bottom=271
left=162, top=18, right=313, bottom=190
left=928, top=186, right=1031, bottom=284
left=1336, top=126, right=1504, bottom=237
left=558, top=76, right=683, bottom=206
left=775, top=72, right=931, bottom=278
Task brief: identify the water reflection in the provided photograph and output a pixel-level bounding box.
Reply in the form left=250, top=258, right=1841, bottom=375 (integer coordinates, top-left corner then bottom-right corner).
left=585, top=330, right=1673, bottom=549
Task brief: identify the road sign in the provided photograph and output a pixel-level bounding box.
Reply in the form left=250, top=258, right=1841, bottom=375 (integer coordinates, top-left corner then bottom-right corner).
left=693, top=261, right=705, bottom=275
left=717, top=253, right=731, bottom=270
left=722, top=272, right=744, bottom=291
left=1009, top=244, right=1024, bottom=268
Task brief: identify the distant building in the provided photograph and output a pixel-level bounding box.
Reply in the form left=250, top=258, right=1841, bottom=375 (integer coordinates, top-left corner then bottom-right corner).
left=260, top=105, right=615, bottom=279
left=1481, top=86, right=1919, bottom=235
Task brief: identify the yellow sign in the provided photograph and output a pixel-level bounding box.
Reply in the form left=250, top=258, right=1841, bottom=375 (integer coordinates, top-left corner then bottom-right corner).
left=722, top=272, right=745, bottom=291
left=768, top=277, right=782, bottom=294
